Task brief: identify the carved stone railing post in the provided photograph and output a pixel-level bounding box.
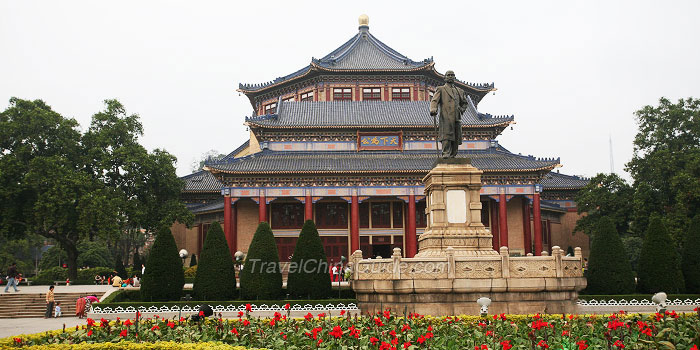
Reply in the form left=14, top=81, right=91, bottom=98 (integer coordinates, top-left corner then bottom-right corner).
left=352, top=250, right=363, bottom=280
left=446, top=247, right=455, bottom=279
left=392, top=247, right=402, bottom=280
left=552, top=246, right=563, bottom=278
left=499, top=246, right=510, bottom=279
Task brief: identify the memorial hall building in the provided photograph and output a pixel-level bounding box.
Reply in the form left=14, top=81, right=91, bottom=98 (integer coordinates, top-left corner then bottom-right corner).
left=173, top=16, right=590, bottom=264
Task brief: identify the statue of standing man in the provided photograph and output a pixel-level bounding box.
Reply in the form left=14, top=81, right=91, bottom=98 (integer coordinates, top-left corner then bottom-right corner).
left=430, top=70, right=469, bottom=158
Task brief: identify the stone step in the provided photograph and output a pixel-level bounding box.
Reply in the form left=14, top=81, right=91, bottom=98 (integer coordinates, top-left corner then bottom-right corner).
left=0, top=292, right=104, bottom=318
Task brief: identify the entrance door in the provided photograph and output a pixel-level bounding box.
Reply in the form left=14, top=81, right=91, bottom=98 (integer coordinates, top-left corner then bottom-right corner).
left=371, top=244, right=391, bottom=259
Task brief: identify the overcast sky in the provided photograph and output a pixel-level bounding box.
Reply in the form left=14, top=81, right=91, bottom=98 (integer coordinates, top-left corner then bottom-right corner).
left=2, top=1, right=699, bottom=180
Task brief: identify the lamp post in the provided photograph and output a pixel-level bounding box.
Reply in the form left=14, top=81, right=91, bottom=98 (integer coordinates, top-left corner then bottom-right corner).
left=339, top=255, right=347, bottom=298
left=179, top=249, right=189, bottom=266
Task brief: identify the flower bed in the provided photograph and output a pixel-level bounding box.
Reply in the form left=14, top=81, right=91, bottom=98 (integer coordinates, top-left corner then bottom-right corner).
left=3, top=307, right=699, bottom=349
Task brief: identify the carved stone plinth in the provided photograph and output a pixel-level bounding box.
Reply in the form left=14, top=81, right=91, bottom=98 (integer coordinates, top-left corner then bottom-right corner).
left=416, top=160, right=498, bottom=257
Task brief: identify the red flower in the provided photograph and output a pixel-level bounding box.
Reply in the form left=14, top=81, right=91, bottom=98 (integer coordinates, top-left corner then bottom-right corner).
left=329, top=325, right=343, bottom=338
left=124, top=319, right=133, bottom=326
left=374, top=317, right=385, bottom=327
left=316, top=339, right=323, bottom=347
left=245, top=304, right=252, bottom=312
left=403, top=342, right=412, bottom=349
left=562, top=330, right=570, bottom=336
left=119, top=329, right=128, bottom=337
left=230, top=327, right=238, bottom=335
left=304, top=313, right=314, bottom=321
left=340, top=310, right=346, bottom=316
left=384, top=310, right=392, bottom=319
left=613, top=340, right=625, bottom=349
left=270, top=319, right=276, bottom=326
left=284, top=303, right=290, bottom=310
left=370, top=337, right=380, bottom=345
left=86, top=318, right=95, bottom=327
left=532, top=320, right=550, bottom=330
left=401, top=324, right=411, bottom=332
left=641, top=327, right=653, bottom=337
left=151, top=325, right=160, bottom=331
left=576, top=340, right=588, bottom=350
left=690, top=345, right=698, bottom=350
left=198, top=311, right=204, bottom=316
left=238, top=311, right=244, bottom=318
left=537, top=340, right=549, bottom=349
left=317, top=313, right=326, bottom=319
left=348, top=326, right=361, bottom=338
left=607, top=320, right=625, bottom=330
left=243, top=319, right=250, bottom=326
left=13, top=338, right=21, bottom=344
left=501, top=340, right=513, bottom=350
left=312, top=327, right=323, bottom=340
left=280, top=331, right=286, bottom=340
left=87, top=330, right=93, bottom=336
left=486, top=330, right=494, bottom=336
left=427, top=325, right=433, bottom=332
left=425, top=332, right=434, bottom=339
left=417, top=335, right=426, bottom=344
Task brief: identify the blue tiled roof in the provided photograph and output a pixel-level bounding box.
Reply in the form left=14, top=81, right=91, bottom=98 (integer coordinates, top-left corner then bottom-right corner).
left=245, top=100, right=513, bottom=128
left=188, top=199, right=225, bottom=214
left=206, top=148, right=559, bottom=174
left=541, top=172, right=589, bottom=189
left=540, top=200, right=567, bottom=213
left=239, top=27, right=493, bottom=93
left=181, top=170, right=222, bottom=193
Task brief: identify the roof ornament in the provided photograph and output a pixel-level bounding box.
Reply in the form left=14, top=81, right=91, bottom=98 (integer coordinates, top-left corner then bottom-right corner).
left=358, top=14, right=369, bottom=31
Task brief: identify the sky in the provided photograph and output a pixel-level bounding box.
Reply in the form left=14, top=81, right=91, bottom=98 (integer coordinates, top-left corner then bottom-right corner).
left=2, top=0, right=699, bottom=180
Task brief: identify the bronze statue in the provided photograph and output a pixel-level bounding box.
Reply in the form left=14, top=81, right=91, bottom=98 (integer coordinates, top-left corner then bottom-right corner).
left=430, top=70, right=468, bottom=158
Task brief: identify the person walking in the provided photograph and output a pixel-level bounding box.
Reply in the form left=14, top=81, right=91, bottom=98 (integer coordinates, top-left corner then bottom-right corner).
left=4, top=262, right=19, bottom=293
left=44, top=285, right=55, bottom=318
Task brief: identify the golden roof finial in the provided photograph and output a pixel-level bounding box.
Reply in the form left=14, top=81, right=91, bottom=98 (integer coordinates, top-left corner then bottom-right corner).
left=358, top=14, right=369, bottom=27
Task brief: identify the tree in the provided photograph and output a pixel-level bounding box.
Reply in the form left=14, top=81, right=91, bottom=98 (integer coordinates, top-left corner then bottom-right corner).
left=115, top=258, right=127, bottom=279
left=574, top=173, right=633, bottom=236
left=140, top=226, right=184, bottom=301
left=287, top=220, right=332, bottom=299
left=626, top=97, right=700, bottom=244
left=192, top=222, right=237, bottom=300
left=132, top=251, right=142, bottom=271
left=585, top=217, right=636, bottom=295
left=240, top=222, right=282, bottom=300
left=681, top=215, right=700, bottom=293
left=189, top=253, right=197, bottom=267
left=0, top=98, right=192, bottom=280
left=191, top=149, right=226, bottom=172
left=637, top=216, right=685, bottom=294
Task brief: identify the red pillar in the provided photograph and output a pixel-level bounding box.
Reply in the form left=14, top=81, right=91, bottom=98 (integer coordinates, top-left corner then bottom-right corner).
left=230, top=202, right=237, bottom=256
left=259, top=194, right=267, bottom=223
left=406, top=194, right=417, bottom=257
left=533, top=193, right=543, bottom=255
left=522, top=199, right=532, bottom=255
left=491, top=200, right=500, bottom=251
left=498, top=193, right=509, bottom=248
left=224, top=194, right=232, bottom=248
left=350, top=194, right=359, bottom=253
left=305, top=195, right=313, bottom=221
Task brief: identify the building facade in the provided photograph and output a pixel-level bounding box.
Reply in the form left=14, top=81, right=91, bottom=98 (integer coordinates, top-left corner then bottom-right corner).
left=174, top=16, right=590, bottom=265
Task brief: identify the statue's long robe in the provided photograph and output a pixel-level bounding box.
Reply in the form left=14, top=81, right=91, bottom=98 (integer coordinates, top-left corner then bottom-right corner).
left=429, top=84, right=468, bottom=144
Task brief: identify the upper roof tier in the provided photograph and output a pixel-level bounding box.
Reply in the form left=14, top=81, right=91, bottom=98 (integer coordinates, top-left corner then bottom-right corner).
left=238, top=17, right=495, bottom=95
left=245, top=100, right=513, bottom=129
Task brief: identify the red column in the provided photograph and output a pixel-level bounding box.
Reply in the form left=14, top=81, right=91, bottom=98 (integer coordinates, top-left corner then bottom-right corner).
left=406, top=194, right=417, bottom=257
left=522, top=199, right=532, bottom=255
left=259, top=194, right=267, bottom=223
left=498, top=193, right=509, bottom=248
left=491, top=200, right=500, bottom=251
left=305, top=195, right=313, bottom=221
left=224, top=194, right=232, bottom=247
left=350, top=194, right=359, bottom=252
left=230, top=202, right=237, bottom=256
left=533, top=193, right=543, bottom=255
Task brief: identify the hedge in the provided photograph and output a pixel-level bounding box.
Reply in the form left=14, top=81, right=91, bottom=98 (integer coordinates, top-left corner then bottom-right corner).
left=140, top=227, right=184, bottom=302
left=585, top=217, right=635, bottom=294
left=193, top=222, right=237, bottom=301
left=682, top=214, right=700, bottom=293
left=36, top=267, right=114, bottom=283
left=286, top=220, right=332, bottom=299
left=93, top=298, right=358, bottom=310
left=239, top=222, right=282, bottom=300
left=638, top=215, right=685, bottom=293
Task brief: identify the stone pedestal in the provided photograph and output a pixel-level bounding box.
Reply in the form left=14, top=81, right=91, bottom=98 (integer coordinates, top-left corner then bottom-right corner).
left=417, top=159, right=497, bottom=257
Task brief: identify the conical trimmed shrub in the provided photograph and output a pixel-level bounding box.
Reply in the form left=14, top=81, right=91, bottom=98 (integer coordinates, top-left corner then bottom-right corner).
left=585, top=217, right=635, bottom=294
left=115, top=259, right=127, bottom=279
left=189, top=253, right=197, bottom=267
left=140, top=226, right=185, bottom=301
left=193, top=222, right=237, bottom=300
left=287, top=220, right=332, bottom=299
left=132, top=251, right=142, bottom=271
left=240, top=222, right=282, bottom=300
left=637, top=216, right=685, bottom=293
left=682, top=215, right=700, bottom=293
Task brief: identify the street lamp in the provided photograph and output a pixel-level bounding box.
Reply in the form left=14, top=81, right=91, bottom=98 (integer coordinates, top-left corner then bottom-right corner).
left=179, top=249, right=189, bottom=266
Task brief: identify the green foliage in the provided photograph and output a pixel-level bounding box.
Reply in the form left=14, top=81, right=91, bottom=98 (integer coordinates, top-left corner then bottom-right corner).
left=140, top=227, right=184, bottom=301
left=682, top=215, right=700, bottom=293
left=132, top=251, right=142, bottom=271
left=0, top=235, right=41, bottom=276
left=637, top=216, right=685, bottom=293
left=585, top=217, right=636, bottom=294
left=621, top=235, right=644, bottom=274
left=37, top=266, right=68, bottom=281
left=240, top=222, right=282, bottom=299
left=574, top=173, right=633, bottom=235
left=627, top=97, right=700, bottom=243
left=189, top=253, right=197, bottom=267
left=0, top=98, right=192, bottom=280
left=39, top=246, right=67, bottom=270
left=193, top=222, right=237, bottom=301
left=77, top=241, right=113, bottom=268
left=115, top=259, right=127, bottom=279
left=36, top=266, right=113, bottom=281
left=287, top=220, right=332, bottom=299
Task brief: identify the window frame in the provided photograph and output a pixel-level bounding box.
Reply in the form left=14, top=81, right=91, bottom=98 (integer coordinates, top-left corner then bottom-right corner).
left=362, top=87, right=382, bottom=101
left=391, top=87, right=411, bottom=101
left=333, top=88, right=352, bottom=101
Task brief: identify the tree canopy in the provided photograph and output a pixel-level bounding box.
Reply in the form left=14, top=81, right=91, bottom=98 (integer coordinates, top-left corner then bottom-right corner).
left=574, top=173, right=633, bottom=235
left=0, top=98, right=192, bottom=279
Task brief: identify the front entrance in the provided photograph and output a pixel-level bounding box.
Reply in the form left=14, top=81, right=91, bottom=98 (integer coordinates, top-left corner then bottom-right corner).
left=371, top=244, right=391, bottom=259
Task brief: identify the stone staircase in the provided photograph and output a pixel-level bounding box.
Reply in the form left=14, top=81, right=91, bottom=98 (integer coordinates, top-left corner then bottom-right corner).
left=0, top=292, right=102, bottom=318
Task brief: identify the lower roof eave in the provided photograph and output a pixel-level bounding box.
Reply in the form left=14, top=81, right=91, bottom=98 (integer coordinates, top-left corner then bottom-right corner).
left=208, top=166, right=559, bottom=176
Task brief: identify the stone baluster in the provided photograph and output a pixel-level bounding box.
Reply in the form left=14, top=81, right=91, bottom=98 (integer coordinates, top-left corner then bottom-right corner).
left=552, top=246, right=563, bottom=278
left=446, top=247, right=455, bottom=279
left=500, top=246, right=510, bottom=278
left=392, top=248, right=402, bottom=280
left=352, top=250, right=363, bottom=280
